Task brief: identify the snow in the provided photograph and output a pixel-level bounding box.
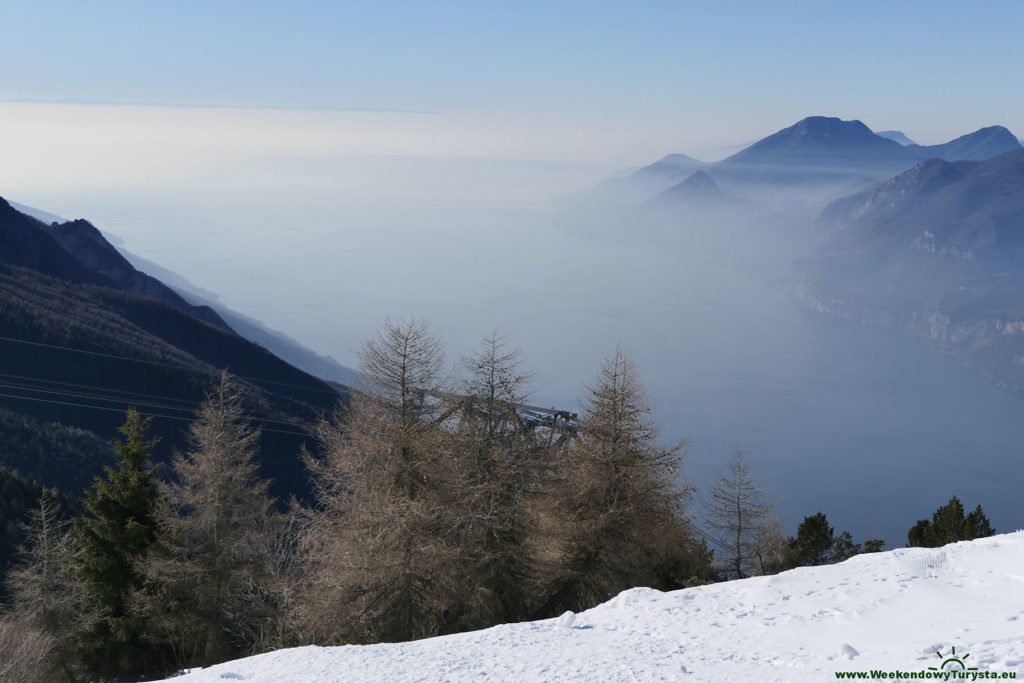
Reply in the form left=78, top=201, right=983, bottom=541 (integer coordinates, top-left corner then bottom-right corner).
left=166, top=532, right=1024, bottom=682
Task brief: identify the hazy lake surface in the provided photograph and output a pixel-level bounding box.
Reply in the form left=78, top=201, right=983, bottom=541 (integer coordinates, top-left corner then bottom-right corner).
left=27, top=155, right=1024, bottom=548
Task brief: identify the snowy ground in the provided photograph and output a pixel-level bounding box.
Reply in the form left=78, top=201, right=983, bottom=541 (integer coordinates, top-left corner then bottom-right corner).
left=167, top=532, right=1024, bottom=682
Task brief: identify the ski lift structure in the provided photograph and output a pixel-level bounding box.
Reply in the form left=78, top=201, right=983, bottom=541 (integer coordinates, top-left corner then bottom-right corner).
left=414, top=389, right=578, bottom=453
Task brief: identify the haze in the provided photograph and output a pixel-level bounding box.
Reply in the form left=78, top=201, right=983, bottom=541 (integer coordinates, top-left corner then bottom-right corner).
left=4, top=1, right=1024, bottom=545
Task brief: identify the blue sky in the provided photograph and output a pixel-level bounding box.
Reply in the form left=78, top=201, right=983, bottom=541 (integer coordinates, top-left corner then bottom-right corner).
left=4, top=1, right=1023, bottom=142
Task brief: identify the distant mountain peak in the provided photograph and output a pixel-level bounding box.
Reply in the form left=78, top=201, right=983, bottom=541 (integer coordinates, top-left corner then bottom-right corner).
left=631, top=153, right=705, bottom=180
left=676, top=169, right=720, bottom=193
left=650, top=169, right=730, bottom=207
left=876, top=130, right=916, bottom=146
left=909, top=125, right=1021, bottom=162
left=794, top=115, right=868, bottom=133
left=724, top=116, right=911, bottom=167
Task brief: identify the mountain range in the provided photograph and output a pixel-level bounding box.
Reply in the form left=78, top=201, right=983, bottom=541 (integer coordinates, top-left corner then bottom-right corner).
left=10, top=201, right=359, bottom=387
left=626, top=117, right=1021, bottom=210
left=596, top=115, right=1024, bottom=391
left=0, top=197, right=350, bottom=502
left=794, top=148, right=1024, bottom=387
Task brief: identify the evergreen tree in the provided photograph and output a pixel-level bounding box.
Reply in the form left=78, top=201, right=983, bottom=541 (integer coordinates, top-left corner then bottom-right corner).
left=906, top=519, right=930, bottom=548
left=907, top=496, right=996, bottom=547
left=73, top=409, right=167, bottom=681
left=861, top=538, right=886, bottom=554
left=964, top=504, right=994, bottom=539
left=792, top=512, right=835, bottom=566
left=928, top=496, right=967, bottom=543
left=533, top=346, right=692, bottom=614
left=831, top=531, right=860, bottom=563
left=140, top=372, right=282, bottom=669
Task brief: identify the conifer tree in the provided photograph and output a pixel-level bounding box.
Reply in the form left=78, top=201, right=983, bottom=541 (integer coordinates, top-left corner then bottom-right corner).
left=5, top=491, right=86, bottom=682
left=964, top=504, right=995, bottom=539
left=907, top=496, right=995, bottom=547
left=140, top=372, right=281, bottom=669
left=73, top=408, right=166, bottom=681
left=704, top=447, right=772, bottom=579
left=792, top=512, right=835, bottom=566
left=450, top=332, right=536, bottom=628
left=534, top=346, right=691, bottom=614
left=301, top=318, right=461, bottom=644
left=831, top=531, right=859, bottom=563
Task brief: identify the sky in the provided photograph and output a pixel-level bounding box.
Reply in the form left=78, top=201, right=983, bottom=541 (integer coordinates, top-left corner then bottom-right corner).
left=3, top=1, right=1023, bottom=152
left=5, top=2, right=1024, bottom=539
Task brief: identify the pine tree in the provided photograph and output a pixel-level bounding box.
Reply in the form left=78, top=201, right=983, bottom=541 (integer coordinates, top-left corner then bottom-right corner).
left=792, top=512, right=835, bottom=566
left=140, top=372, right=282, bottom=669
left=861, top=538, right=886, bottom=554
left=831, top=531, right=860, bottom=563
left=73, top=409, right=167, bottom=681
left=964, top=504, right=994, bottom=539
left=704, top=447, right=772, bottom=579
left=533, top=346, right=691, bottom=614
left=301, top=318, right=461, bottom=644
left=907, top=496, right=995, bottom=547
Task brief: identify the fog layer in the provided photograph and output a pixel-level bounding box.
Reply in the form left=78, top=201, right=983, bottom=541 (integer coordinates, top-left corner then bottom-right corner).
left=6, top=104, right=1022, bottom=546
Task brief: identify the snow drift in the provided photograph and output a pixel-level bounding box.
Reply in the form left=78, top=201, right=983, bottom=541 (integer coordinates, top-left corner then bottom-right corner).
left=166, top=532, right=1024, bottom=682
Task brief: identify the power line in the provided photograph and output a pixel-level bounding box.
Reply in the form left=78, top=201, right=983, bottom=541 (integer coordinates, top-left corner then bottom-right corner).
left=0, top=334, right=344, bottom=396
left=0, top=391, right=311, bottom=437
left=0, top=370, right=200, bottom=408
left=0, top=379, right=312, bottom=429
left=0, top=381, right=194, bottom=415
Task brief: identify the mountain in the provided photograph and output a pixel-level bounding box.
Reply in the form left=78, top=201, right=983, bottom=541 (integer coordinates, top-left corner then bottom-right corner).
left=794, top=147, right=1024, bottom=387
left=631, top=153, right=706, bottom=182
left=8, top=200, right=64, bottom=225
left=164, top=533, right=1024, bottom=682
left=0, top=199, right=111, bottom=286
left=0, top=197, right=344, bottom=501
left=590, top=153, right=710, bottom=207
left=650, top=170, right=725, bottom=205
left=876, top=130, right=916, bottom=146
left=817, top=148, right=1024, bottom=265
left=617, top=116, right=1021, bottom=216
left=722, top=117, right=1020, bottom=171
left=176, top=293, right=360, bottom=387
left=7, top=199, right=358, bottom=386
left=39, top=216, right=230, bottom=330
left=908, top=125, right=1021, bottom=162
left=722, top=116, right=915, bottom=169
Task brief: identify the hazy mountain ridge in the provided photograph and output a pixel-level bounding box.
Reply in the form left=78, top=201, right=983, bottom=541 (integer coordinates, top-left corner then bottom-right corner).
left=173, top=288, right=360, bottom=387
left=876, top=130, right=916, bottom=146
left=633, top=117, right=1021, bottom=208
left=0, top=199, right=112, bottom=287
left=649, top=169, right=726, bottom=205
left=0, top=199, right=345, bottom=501
left=722, top=116, right=915, bottom=168
left=41, top=216, right=231, bottom=330
left=5, top=198, right=359, bottom=386
left=595, top=116, right=1024, bottom=391
left=792, top=147, right=1024, bottom=388
left=906, top=125, right=1021, bottom=162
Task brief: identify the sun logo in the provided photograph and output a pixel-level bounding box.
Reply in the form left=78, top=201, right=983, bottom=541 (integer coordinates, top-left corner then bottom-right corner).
left=927, top=646, right=978, bottom=672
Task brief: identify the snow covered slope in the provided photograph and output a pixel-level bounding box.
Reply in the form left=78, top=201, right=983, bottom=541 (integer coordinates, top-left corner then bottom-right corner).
left=168, top=533, right=1024, bottom=682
